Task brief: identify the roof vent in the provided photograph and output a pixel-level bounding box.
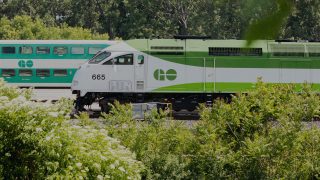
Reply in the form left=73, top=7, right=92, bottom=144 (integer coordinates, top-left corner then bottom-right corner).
left=174, top=35, right=211, bottom=40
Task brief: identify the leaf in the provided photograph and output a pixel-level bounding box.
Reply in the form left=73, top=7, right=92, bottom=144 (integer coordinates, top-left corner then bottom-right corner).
left=245, top=0, right=294, bottom=46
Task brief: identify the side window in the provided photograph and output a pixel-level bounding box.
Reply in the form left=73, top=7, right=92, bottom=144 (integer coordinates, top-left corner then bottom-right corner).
left=114, top=54, right=133, bottom=65
left=89, top=47, right=103, bottom=54
left=19, top=69, right=33, bottom=77
left=2, top=47, right=15, bottom=54
left=36, top=46, right=50, bottom=54
left=1, top=69, right=15, bottom=77
left=54, top=47, right=68, bottom=55
left=36, top=69, right=50, bottom=77
left=104, top=54, right=134, bottom=65
left=71, top=47, right=84, bottom=54
left=20, top=46, right=33, bottom=54
left=53, top=69, right=67, bottom=77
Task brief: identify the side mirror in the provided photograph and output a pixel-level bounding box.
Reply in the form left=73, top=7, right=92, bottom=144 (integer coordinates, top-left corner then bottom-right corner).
left=138, top=55, right=144, bottom=64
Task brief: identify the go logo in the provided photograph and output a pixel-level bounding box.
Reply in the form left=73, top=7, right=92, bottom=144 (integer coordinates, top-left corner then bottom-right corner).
left=154, top=69, right=177, bottom=81
left=18, top=60, right=33, bottom=68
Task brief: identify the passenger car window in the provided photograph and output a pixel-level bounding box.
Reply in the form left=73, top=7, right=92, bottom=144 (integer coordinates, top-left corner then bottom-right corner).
left=19, top=69, right=32, bottom=77
left=54, top=47, right=68, bottom=55
left=89, top=51, right=111, bottom=64
left=104, top=54, right=133, bottom=65
left=1, top=69, right=15, bottom=77
left=36, top=69, right=50, bottom=77
left=53, top=69, right=67, bottom=77
left=20, top=46, right=33, bottom=54
left=36, top=46, right=50, bottom=54
left=2, top=47, right=15, bottom=54
left=89, top=47, right=103, bottom=54
left=71, top=47, right=84, bottom=54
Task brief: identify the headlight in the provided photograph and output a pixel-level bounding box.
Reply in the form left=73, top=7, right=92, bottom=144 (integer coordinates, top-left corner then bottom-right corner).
left=72, top=80, right=79, bottom=86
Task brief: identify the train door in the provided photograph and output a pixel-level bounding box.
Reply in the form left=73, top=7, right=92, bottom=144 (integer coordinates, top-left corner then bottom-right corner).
left=204, top=58, right=215, bottom=92
left=134, top=53, right=146, bottom=92
left=105, top=53, right=135, bottom=92
left=280, top=61, right=311, bottom=83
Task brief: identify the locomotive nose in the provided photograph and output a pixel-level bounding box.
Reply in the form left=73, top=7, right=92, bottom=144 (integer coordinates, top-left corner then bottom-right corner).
left=71, top=68, right=81, bottom=88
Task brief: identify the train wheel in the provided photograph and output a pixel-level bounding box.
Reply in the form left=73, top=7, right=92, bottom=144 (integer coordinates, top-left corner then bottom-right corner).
left=101, top=104, right=111, bottom=113
left=99, top=98, right=111, bottom=113
left=74, top=97, right=86, bottom=112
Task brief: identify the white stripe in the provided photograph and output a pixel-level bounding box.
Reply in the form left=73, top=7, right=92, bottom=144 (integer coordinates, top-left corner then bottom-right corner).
left=0, top=59, right=86, bottom=68
left=214, top=68, right=317, bottom=83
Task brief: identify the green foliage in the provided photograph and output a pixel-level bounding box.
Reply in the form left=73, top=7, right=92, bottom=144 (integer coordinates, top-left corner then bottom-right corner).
left=198, top=79, right=320, bottom=178
left=2, top=80, right=320, bottom=178
left=0, top=0, right=318, bottom=40
left=102, top=102, right=195, bottom=179
left=101, top=80, right=320, bottom=179
left=0, top=81, right=143, bottom=179
left=0, top=15, right=109, bottom=40
left=0, top=78, right=32, bottom=100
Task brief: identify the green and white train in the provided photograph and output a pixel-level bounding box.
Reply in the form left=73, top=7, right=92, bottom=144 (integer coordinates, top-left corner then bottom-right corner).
left=71, top=37, right=320, bottom=111
left=0, top=40, right=116, bottom=87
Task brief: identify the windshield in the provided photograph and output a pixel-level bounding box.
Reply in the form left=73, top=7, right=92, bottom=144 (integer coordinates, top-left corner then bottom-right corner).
left=88, top=51, right=111, bottom=64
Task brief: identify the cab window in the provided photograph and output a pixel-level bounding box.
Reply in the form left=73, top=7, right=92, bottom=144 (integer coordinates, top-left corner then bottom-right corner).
left=89, top=51, right=111, bottom=64
left=103, top=54, right=133, bottom=65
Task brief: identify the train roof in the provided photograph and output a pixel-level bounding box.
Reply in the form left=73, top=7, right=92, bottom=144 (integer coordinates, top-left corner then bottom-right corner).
left=125, top=39, right=274, bottom=52
left=0, top=40, right=118, bottom=44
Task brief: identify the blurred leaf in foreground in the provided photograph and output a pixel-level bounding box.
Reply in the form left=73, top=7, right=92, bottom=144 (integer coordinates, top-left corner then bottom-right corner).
left=245, top=0, right=294, bottom=45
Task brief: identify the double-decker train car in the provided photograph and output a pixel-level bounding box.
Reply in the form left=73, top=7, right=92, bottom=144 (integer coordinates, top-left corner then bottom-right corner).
left=71, top=37, right=320, bottom=111
left=0, top=40, right=117, bottom=87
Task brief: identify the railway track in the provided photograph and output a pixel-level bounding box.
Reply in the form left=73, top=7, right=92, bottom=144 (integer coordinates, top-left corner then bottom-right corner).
left=71, top=108, right=201, bottom=120
left=29, top=89, right=200, bottom=120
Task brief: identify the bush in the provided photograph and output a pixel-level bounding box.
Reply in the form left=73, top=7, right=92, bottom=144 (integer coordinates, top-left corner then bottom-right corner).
left=0, top=79, right=143, bottom=179
left=102, top=102, right=195, bottom=179
left=3, top=77, right=320, bottom=179
left=102, top=80, right=320, bottom=179
left=197, top=80, right=320, bottom=178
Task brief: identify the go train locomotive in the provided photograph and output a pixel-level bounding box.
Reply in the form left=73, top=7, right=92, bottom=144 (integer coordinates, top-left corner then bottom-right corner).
left=0, top=40, right=117, bottom=87
left=71, top=37, right=320, bottom=111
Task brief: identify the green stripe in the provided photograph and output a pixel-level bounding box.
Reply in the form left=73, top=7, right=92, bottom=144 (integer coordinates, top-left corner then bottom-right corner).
left=144, top=51, right=320, bottom=69
left=153, top=82, right=320, bottom=93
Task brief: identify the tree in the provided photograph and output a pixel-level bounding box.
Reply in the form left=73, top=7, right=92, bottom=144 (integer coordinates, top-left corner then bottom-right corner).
left=282, top=0, right=320, bottom=40
left=0, top=15, right=109, bottom=40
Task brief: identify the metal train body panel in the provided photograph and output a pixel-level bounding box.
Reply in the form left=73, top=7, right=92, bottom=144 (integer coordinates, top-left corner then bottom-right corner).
left=71, top=39, right=320, bottom=98
left=0, top=40, right=117, bottom=87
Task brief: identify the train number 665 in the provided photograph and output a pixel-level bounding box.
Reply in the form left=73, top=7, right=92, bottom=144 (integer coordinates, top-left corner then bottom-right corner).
left=92, top=74, right=106, bottom=80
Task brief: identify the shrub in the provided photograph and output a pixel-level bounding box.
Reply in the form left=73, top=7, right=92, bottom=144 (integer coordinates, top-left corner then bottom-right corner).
left=101, top=80, right=320, bottom=179
left=197, top=80, right=320, bottom=178
left=0, top=79, right=143, bottom=179
left=102, top=102, right=195, bottom=179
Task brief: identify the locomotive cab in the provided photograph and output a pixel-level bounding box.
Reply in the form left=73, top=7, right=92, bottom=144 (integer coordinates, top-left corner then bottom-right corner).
left=71, top=42, right=147, bottom=100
